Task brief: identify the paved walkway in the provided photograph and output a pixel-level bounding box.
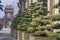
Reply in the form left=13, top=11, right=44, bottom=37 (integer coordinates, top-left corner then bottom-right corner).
left=0, top=28, right=16, bottom=40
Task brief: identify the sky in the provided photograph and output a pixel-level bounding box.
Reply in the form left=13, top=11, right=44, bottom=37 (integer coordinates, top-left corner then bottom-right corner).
left=0, top=0, right=19, bottom=18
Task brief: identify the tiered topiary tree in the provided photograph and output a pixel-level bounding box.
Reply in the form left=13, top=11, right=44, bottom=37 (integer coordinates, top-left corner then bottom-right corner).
left=11, top=13, right=21, bottom=29
left=16, top=1, right=55, bottom=37
left=50, top=14, right=60, bottom=29
left=51, top=3, right=60, bottom=29
left=12, top=0, right=57, bottom=37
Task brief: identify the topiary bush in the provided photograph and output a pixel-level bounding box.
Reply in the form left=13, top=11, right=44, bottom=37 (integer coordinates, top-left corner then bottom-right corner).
left=46, top=31, right=57, bottom=37
left=35, top=31, right=41, bottom=35
left=35, top=31, right=48, bottom=37
left=11, top=0, right=56, bottom=37
left=27, top=27, right=35, bottom=33
left=11, top=13, right=20, bottom=29
left=54, top=3, right=60, bottom=10
left=40, top=31, right=48, bottom=37
left=17, top=23, right=28, bottom=31
left=36, top=25, right=41, bottom=31
left=53, top=23, right=60, bottom=29
left=51, top=14, right=60, bottom=21
left=56, top=33, right=60, bottom=40
left=39, top=20, right=52, bottom=26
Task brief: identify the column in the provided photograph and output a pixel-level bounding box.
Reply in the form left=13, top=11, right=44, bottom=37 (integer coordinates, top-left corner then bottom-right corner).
left=29, top=0, right=31, bottom=6
left=47, top=0, right=50, bottom=15
left=49, top=0, right=54, bottom=15
left=47, top=0, right=50, bottom=11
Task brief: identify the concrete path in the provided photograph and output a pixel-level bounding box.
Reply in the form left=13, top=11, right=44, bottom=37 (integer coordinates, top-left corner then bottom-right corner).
left=0, top=28, right=16, bottom=40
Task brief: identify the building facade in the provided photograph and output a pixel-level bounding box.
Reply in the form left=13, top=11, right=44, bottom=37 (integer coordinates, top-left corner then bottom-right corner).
left=0, top=19, right=4, bottom=28
left=18, top=0, right=60, bottom=15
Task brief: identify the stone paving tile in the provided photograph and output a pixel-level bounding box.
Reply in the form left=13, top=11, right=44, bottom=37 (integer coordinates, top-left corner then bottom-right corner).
left=0, top=28, right=16, bottom=40
left=0, top=28, right=11, bottom=34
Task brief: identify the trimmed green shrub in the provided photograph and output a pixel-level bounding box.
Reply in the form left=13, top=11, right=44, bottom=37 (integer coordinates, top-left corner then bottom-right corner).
left=27, top=27, right=35, bottom=33
left=11, top=13, right=20, bottom=29
left=30, top=22, right=38, bottom=27
left=11, top=0, right=56, bottom=38
left=17, top=23, right=28, bottom=31
left=40, top=20, right=52, bottom=26
left=53, top=23, right=60, bottom=29
left=35, top=31, right=41, bottom=35
left=32, top=13, right=39, bottom=17
left=54, top=3, right=60, bottom=9
left=35, top=6, right=42, bottom=10
left=35, top=31, right=48, bottom=37
left=40, top=31, right=48, bottom=37
left=56, top=33, right=60, bottom=40
left=51, top=14, right=60, bottom=21
left=36, top=25, right=41, bottom=31
left=32, top=17, right=41, bottom=23
left=46, top=31, right=57, bottom=37
left=40, top=26, right=46, bottom=31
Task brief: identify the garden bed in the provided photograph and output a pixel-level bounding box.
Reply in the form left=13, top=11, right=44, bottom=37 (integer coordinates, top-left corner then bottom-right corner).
left=11, top=29, right=56, bottom=40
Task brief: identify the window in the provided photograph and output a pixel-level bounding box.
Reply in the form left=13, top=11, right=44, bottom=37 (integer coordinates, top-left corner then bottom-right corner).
left=41, top=0, right=47, bottom=7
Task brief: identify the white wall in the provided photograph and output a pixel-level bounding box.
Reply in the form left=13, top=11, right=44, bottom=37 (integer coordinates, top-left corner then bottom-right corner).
left=33, top=0, right=37, bottom=3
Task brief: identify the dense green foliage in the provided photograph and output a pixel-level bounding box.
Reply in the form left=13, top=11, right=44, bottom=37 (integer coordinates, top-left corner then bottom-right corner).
left=11, top=13, right=20, bottom=29
left=11, top=1, right=60, bottom=37
left=53, top=24, right=60, bottom=29
left=54, top=3, right=60, bottom=9
left=56, top=33, right=60, bottom=40
left=51, top=14, right=60, bottom=21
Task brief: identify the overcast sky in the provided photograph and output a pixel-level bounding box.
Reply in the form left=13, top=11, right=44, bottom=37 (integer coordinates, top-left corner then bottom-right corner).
left=0, top=0, right=19, bottom=18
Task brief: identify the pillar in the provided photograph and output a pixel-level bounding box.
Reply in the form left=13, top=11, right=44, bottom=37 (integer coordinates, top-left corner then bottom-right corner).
left=49, top=0, right=54, bottom=15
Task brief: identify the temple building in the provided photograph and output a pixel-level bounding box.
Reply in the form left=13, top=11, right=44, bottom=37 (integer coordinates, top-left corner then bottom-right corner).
left=4, top=5, right=14, bottom=28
